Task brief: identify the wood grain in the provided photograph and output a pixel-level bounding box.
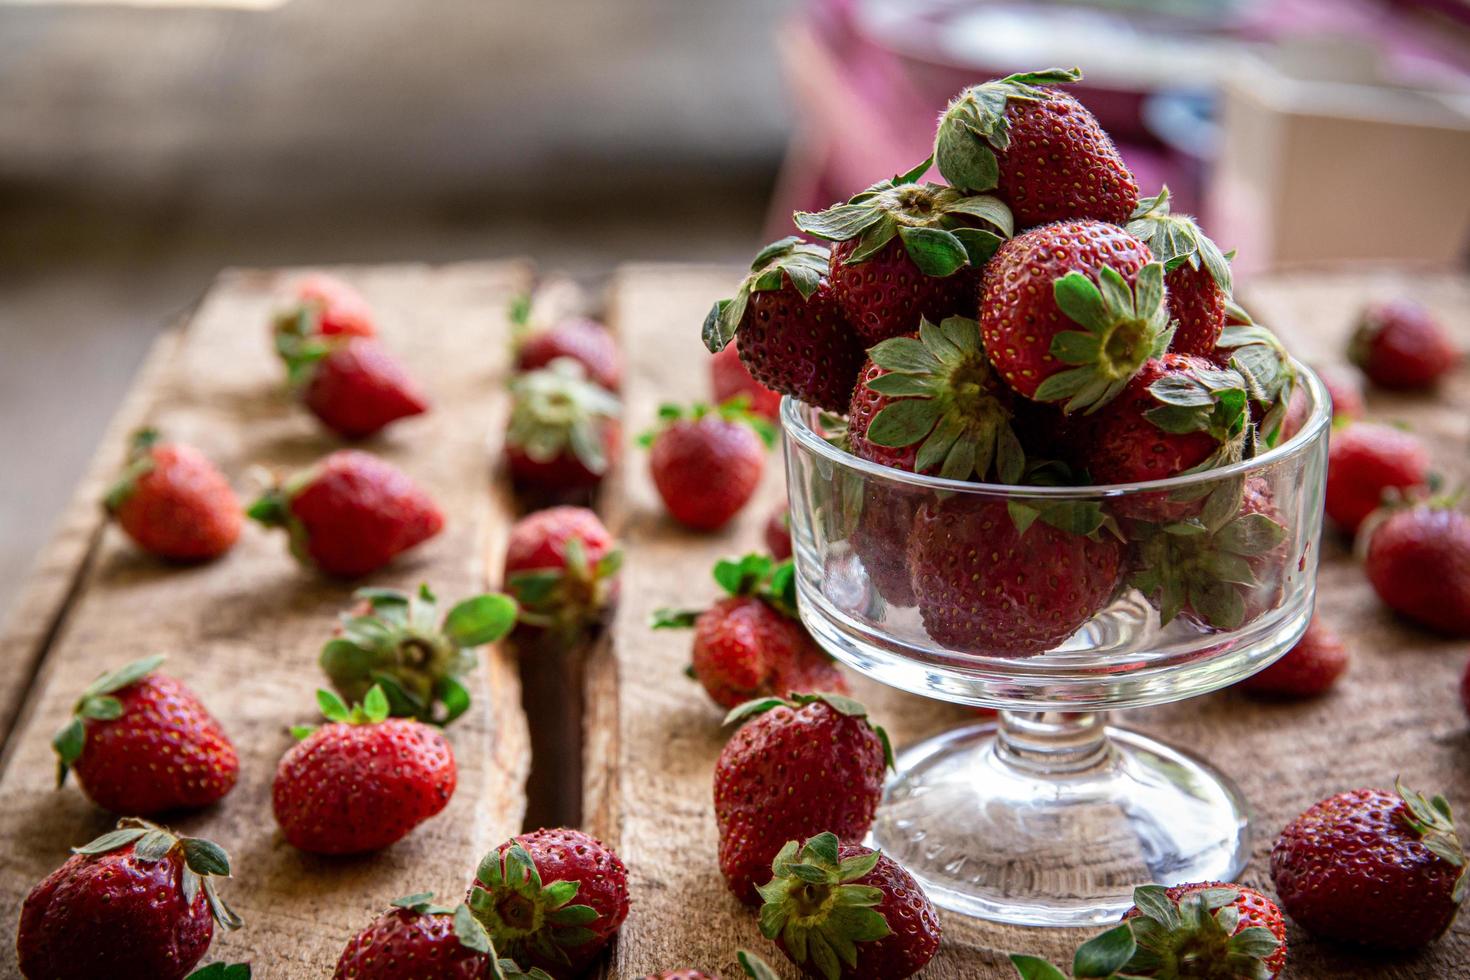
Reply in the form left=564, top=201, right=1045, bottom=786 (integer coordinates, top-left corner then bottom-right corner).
left=0, top=262, right=534, bottom=976
left=587, top=265, right=1470, bottom=978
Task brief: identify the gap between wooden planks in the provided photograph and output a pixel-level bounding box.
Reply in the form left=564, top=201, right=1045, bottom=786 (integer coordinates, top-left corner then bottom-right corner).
left=0, top=262, right=534, bottom=977
left=585, top=265, right=1470, bottom=978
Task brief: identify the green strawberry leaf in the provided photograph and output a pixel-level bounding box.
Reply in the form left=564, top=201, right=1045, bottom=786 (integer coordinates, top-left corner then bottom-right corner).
left=444, top=593, right=518, bottom=648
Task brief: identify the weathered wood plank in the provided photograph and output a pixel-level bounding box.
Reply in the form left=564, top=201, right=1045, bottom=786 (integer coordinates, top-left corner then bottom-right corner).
left=0, top=262, right=533, bottom=976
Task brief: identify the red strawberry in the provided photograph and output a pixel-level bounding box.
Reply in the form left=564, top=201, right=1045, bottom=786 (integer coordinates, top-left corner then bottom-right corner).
left=1114, top=882, right=1286, bottom=978
left=17, top=819, right=242, bottom=980
left=644, top=402, right=772, bottom=530
left=272, top=685, right=456, bottom=854
left=1364, top=503, right=1470, bottom=636
left=1271, top=781, right=1467, bottom=949
left=53, top=655, right=237, bottom=815
left=514, top=312, right=622, bottom=392
left=1349, top=299, right=1458, bottom=389
left=979, top=220, right=1164, bottom=409
left=503, top=506, right=621, bottom=641
left=765, top=502, right=792, bottom=560
left=1125, top=187, right=1233, bottom=356
left=248, top=449, right=444, bottom=577
left=908, top=495, right=1123, bottom=656
left=279, top=336, right=429, bottom=439
left=467, top=827, right=630, bottom=975
left=935, top=67, right=1138, bottom=227
left=794, top=160, right=1012, bottom=344
left=332, top=893, right=532, bottom=980
left=714, top=694, right=890, bottom=904
left=1316, top=364, right=1365, bottom=421
left=653, top=553, right=847, bottom=709
left=711, top=343, right=782, bottom=419
left=505, top=359, right=622, bottom=493
left=105, top=430, right=240, bottom=562
left=1324, top=422, right=1429, bottom=534
left=320, top=585, right=516, bottom=724
left=703, top=237, right=863, bottom=412
left=758, top=834, right=939, bottom=980
left=1239, top=615, right=1348, bottom=698
left=275, top=272, right=376, bottom=340
left=850, top=484, right=923, bottom=608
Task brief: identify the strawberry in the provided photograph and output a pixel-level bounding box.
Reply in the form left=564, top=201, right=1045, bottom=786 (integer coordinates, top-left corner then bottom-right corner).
left=642, top=401, right=773, bottom=530
left=505, top=358, right=622, bottom=493
left=1271, top=781, right=1467, bottom=949
left=320, top=584, right=516, bottom=724
left=52, top=655, right=237, bottom=815
left=1239, top=615, right=1348, bottom=698
left=277, top=334, right=429, bottom=439
left=711, top=343, right=782, bottom=419
left=765, top=502, right=792, bottom=560
left=512, top=304, right=622, bottom=393
left=1349, top=299, right=1459, bottom=389
left=1125, top=187, right=1233, bottom=356
left=17, top=819, right=242, bottom=980
left=332, top=892, right=550, bottom=980
left=908, top=495, right=1123, bottom=656
left=847, top=316, right=1025, bottom=481
left=979, top=221, right=1166, bottom=410
left=503, top=506, right=621, bottom=642
left=703, top=237, right=864, bottom=412
left=850, top=484, right=922, bottom=607
left=794, top=158, right=1013, bottom=344
left=467, top=827, right=630, bottom=975
left=274, top=272, right=376, bottom=340
left=1323, top=422, right=1429, bottom=534
left=1316, top=364, right=1364, bottom=421
left=757, top=833, right=939, bottom=980
left=653, top=554, right=846, bottom=709
left=105, top=429, right=240, bottom=562
left=934, top=67, right=1138, bottom=227
left=1364, top=502, right=1470, bottom=636
left=714, top=693, right=890, bottom=904
left=272, top=685, right=456, bottom=854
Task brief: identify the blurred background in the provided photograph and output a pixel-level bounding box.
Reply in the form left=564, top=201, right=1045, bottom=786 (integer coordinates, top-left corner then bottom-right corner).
left=3, top=0, right=1469, bottom=619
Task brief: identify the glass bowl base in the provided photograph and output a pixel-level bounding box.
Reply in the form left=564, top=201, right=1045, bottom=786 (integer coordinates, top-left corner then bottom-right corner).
left=868, top=720, right=1251, bottom=927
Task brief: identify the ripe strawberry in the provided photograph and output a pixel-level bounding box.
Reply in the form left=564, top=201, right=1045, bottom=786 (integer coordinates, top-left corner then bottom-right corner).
left=711, top=343, right=782, bottom=419
left=794, top=159, right=1012, bottom=344
left=1125, top=187, right=1233, bottom=356
left=278, top=335, right=429, bottom=439
left=505, top=358, right=622, bottom=493
left=703, top=237, right=863, bottom=412
left=320, top=584, right=516, bottom=725
left=714, top=693, right=890, bottom=904
left=52, top=655, right=238, bottom=815
left=513, top=305, right=622, bottom=392
left=643, top=401, right=772, bottom=530
left=1316, top=364, right=1364, bottom=421
left=908, top=495, right=1123, bottom=656
left=1240, top=615, right=1348, bottom=698
left=503, top=506, right=621, bottom=642
left=274, top=272, right=376, bottom=340
left=934, top=67, right=1138, bottom=227
left=105, top=429, right=240, bottom=562
left=272, top=685, right=456, bottom=854
left=1324, top=422, right=1429, bottom=534
left=1364, top=503, right=1470, bottom=636
left=333, top=892, right=550, bottom=980
left=979, top=221, right=1165, bottom=409
left=17, top=819, right=242, bottom=980
left=1271, top=781, right=1467, bottom=949
left=1349, top=299, right=1458, bottom=389
left=850, top=484, right=922, bottom=607
left=653, top=553, right=847, bottom=709
left=467, top=827, right=630, bottom=975
left=765, top=502, right=792, bottom=560
left=758, top=833, right=939, bottom=980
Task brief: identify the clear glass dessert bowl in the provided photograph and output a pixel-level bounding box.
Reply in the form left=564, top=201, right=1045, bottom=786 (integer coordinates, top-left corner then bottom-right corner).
left=780, top=365, right=1330, bottom=927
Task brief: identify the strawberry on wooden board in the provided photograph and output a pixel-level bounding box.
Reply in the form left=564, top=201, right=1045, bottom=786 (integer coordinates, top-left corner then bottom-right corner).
left=1125, top=187, right=1233, bottom=358
left=979, top=221, right=1165, bottom=409
left=653, top=554, right=847, bottom=709
left=17, top=819, right=242, bottom=980
left=505, top=358, right=623, bottom=493
left=105, top=429, right=241, bottom=562
left=320, top=584, right=516, bottom=725
left=710, top=344, right=782, bottom=420
left=272, top=685, right=457, bottom=854
left=333, top=892, right=552, bottom=980
left=703, top=237, right=864, bottom=412
left=642, top=400, right=774, bottom=531
left=248, top=449, right=444, bottom=577
left=274, top=272, right=377, bottom=340
left=1364, top=502, right=1470, bottom=636
left=714, top=693, right=890, bottom=905
left=934, top=67, right=1139, bottom=228
left=503, top=506, right=622, bottom=643
left=277, top=333, right=430, bottom=439
left=510, top=296, right=622, bottom=392
left=467, top=827, right=631, bottom=976
left=1271, top=781, right=1467, bottom=949
left=1323, top=421, right=1429, bottom=534
left=757, top=833, right=939, bottom=980
left=1239, top=615, right=1348, bottom=699
left=1349, top=299, right=1459, bottom=390
left=794, top=157, right=1013, bottom=344
left=765, top=502, right=792, bottom=560
left=53, top=654, right=238, bottom=816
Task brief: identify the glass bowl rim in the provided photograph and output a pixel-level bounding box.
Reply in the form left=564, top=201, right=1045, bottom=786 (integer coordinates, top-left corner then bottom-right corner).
left=781, top=359, right=1330, bottom=497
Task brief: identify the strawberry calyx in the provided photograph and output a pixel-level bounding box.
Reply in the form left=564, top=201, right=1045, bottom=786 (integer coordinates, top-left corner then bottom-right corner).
left=1124, top=885, right=1280, bottom=979
left=289, top=684, right=392, bottom=740
left=1217, top=323, right=1298, bottom=449
left=75, top=817, right=243, bottom=931
left=52, top=653, right=166, bottom=787
left=507, top=358, right=621, bottom=476
left=934, top=67, right=1083, bottom=193
left=507, top=537, right=623, bottom=634
left=468, top=842, right=603, bottom=969
left=1125, top=188, right=1233, bottom=295
left=1008, top=922, right=1136, bottom=979
left=103, top=428, right=162, bottom=512
left=637, top=399, right=778, bottom=450
left=184, top=964, right=252, bottom=979
left=703, top=237, right=831, bottom=354
left=737, top=951, right=781, bottom=980
left=1032, top=262, right=1174, bottom=413
left=651, top=553, right=798, bottom=629
left=387, top=892, right=555, bottom=980
left=1395, top=778, right=1469, bottom=904
left=724, top=692, right=894, bottom=771
left=794, top=157, right=1014, bottom=279
left=1142, top=361, right=1251, bottom=456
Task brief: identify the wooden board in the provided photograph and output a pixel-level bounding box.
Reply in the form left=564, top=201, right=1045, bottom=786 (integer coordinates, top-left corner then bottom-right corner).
left=587, top=265, right=1470, bottom=978
left=0, top=263, right=534, bottom=976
